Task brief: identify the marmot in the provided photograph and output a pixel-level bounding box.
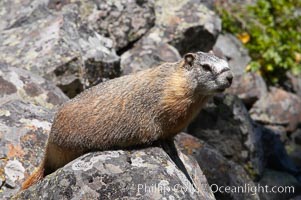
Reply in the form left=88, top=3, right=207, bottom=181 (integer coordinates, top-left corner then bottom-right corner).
left=22, top=51, right=233, bottom=190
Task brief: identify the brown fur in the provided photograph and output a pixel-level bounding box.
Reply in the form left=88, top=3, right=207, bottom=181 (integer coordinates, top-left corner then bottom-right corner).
left=22, top=53, right=232, bottom=190
left=160, top=64, right=210, bottom=136
left=21, top=164, right=44, bottom=190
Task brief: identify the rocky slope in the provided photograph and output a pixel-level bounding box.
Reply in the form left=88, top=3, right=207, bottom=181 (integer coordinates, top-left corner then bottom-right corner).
left=0, top=0, right=301, bottom=199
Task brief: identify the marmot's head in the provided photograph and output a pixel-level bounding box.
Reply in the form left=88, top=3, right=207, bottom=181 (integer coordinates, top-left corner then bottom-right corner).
left=183, top=51, right=233, bottom=94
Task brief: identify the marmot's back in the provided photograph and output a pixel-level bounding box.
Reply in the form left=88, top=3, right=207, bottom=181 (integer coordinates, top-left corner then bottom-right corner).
left=49, top=65, right=172, bottom=150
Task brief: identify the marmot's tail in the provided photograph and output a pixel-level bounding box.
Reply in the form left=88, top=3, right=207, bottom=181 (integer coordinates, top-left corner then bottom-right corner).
left=21, top=162, right=45, bottom=190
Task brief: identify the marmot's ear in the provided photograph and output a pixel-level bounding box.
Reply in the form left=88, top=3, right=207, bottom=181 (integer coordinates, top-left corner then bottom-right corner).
left=184, top=53, right=195, bottom=66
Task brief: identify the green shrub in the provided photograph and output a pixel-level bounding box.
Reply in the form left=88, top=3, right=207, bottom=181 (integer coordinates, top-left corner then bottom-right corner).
left=216, top=0, right=301, bottom=84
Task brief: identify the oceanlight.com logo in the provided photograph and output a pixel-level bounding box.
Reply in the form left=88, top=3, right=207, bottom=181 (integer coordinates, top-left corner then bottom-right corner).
left=209, top=184, right=295, bottom=196
left=136, top=181, right=295, bottom=196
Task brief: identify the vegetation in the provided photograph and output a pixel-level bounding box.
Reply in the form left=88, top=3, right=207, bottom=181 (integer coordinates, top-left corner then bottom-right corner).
left=216, top=0, right=301, bottom=84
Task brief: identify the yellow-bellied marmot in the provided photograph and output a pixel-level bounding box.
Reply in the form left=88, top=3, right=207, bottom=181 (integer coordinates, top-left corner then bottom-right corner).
left=22, top=51, right=233, bottom=190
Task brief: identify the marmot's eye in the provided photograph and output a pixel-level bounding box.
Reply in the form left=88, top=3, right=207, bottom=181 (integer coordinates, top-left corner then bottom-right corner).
left=202, top=64, right=211, bottom=72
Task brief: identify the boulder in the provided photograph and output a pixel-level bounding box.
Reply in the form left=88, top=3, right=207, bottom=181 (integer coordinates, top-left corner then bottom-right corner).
left=152, top=0, right=221, bottom=55
left=0, top=64, right=68, bottom=108
left=213, top=33, right=251, bottom=77
left=292, top=129, right=301, bottom=146
left=0, top=0, right=225, bottom=99
left=121, top=34, right=181, bottom=75
left=292, top=195, right=301, bottom=200
left=187, top=94, right=264, bottom=178
left=258, top=169, right=301, bottom=200
left=16, top=147, right=215, bottom=200
left=0, top=64, right=68, bottom=199
left=176, top=133, right=261, bottom=200
left=226, top=72, right=268, bottom=109
left=120, top=0, right=221, bottom=75
left=0, top=3, right=120, bottom=98
left=286, top=72, right=301, bottom=97
left=287, top=142, right=301, bottom=170
left=74, top=0, right=156, bottom=50
left=250, top=87, right=301, bottom=132
left=0, top=99, right=52, bottom=199
left=261, top=127, right=301, bottom=181
left=0, top=0, right=46, bottom=30
left=77, top=24, right=120, bottom=89
left=0, top=0, right=156, bottom=50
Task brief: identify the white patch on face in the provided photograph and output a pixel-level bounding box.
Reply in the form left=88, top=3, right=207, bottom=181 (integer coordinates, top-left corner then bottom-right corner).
left=214, top=59, right=230, bottom=74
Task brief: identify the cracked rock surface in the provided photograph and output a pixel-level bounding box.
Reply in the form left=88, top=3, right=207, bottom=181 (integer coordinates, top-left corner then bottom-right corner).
left=15, top=147, right=215, bottom=200
left=0, top=64, right=68, bottom=199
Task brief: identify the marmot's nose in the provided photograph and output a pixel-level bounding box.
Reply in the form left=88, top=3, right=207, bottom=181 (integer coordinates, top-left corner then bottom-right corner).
left=226, top=74, right=233, bottom=85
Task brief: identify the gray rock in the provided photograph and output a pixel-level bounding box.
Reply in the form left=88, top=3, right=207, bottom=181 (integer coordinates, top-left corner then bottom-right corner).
left=0, top=0, right=222, bottom=96
left=250, top=87, right=301, bottom=132
left=226, top=72, right=268, bottom=109
left=258, top=169, right=301, bottom=200
left=120, top=0, right=221, bottom=75
left=0, top=64, right=67, bottom=199
left=287, top=140, right=301, bottom=170
left=292, top=195, right=301, bottom=200
left=77, top=26, right=120, bottom=89
left=0, top=0, right=47, bottom=30
left=0, top=3, right=120, bottom=98
left=0, top=64, right=68, bottom=108
left=0, top=99, right=54, bottom=199
left=286, top=72, right=301, bottom=97
left=121, top=34, right=181, bottom=75
left=213, top=33, right=251, bottom=77
left=0, top=0, right=155, bottom=51
left=16, top=147, right=215, bottom=200
left=292, top=129, right=301, bottom=146
left=187, top=94, right=264, bottom=178
left=264, top=125, right=287, bottom=142
left=0, top=67, right=68, bottom=199
left=261, top=127, right=301, bottom=180
left=152, top=0, right=221, bottom=55
left=75, top=0, right=156, bottom=50
left=176, top=133, right=260, bottom=200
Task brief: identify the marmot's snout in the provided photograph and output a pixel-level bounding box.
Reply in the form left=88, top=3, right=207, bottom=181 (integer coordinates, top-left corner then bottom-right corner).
left=217, top=69, right=233, bottom=91
left=225, top=71, right=233, bottom=85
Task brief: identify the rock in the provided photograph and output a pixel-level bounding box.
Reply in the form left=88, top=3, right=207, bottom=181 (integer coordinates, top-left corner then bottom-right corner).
left=78, top=25, right=120, bottom=89
left=121, top=34, right=181, bottom=75
left=0, top=0, right=222, bottom=96
left=292, top=195, right=301, bottom=200
left=261, top=127, right=301, bottom=181
left=286, top=73, right=301, bottom=97
left=16, top=147, right=215, bottom=200
left=176, top=133, right=261, bottom=200
left=264, top=125, right=287, bottom=142
left=250, top=87, right=301, bottom=132
left=213, top=33, right=251, bottom=77
left=0, top=64, right=67, bottom=199
left=0, top=3, right=120, bottom=98
left=0, top=64, right=68, bottom=108
left=292, top=129, right=301, bottom=146
left=0, top=0, right=46, bottom=30
left=75, top=0, right=156, bottom=50
left=120, top=0, right=221, bottom=75
left=287, top=144, right=301, bottom=170
left=187, top=94, right=264, bottom=178
left=0, top=0, right=155, bottom=50
left=258, top=169, right=301, bottom=200
left=286, top=129, right=301, bottom=176
left=226, top=72, right=268, bottom=109
left=0, top=100, right=54, bottom=199
left=152, top=0, right=221, bottom=55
